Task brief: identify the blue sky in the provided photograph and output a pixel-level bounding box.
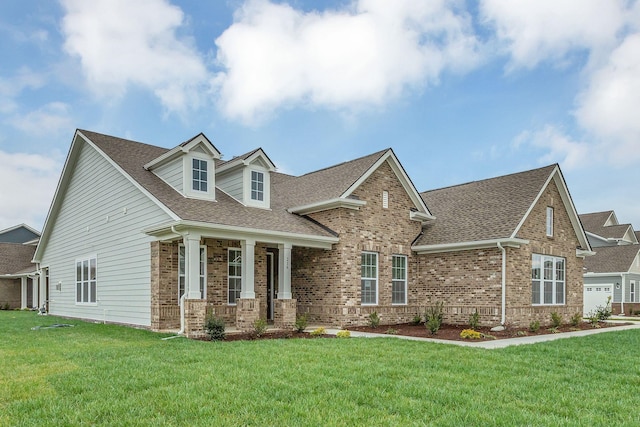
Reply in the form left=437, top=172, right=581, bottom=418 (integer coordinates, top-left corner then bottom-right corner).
left=1, top=0, right=639, bottom=232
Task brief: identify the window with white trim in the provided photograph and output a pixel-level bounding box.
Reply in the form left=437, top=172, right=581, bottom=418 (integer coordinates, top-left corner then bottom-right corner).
left=532, top=254, right=565, bottom=305
left=392, top=254, right=407, bottom=304
left=76, top=256, right=97, bottom=304
left=178, top=245, right=207, bottom=300
left=546, top=207, right=554, bottom=237
left=361, top=252, right=378, bottom=305
left=251, top=170, right=264, bottom=201
left=228, top=248, right=242, bottom=304
left=192, top=158, right=208, bottom=192
left=631, top=281, right=636, bottom=303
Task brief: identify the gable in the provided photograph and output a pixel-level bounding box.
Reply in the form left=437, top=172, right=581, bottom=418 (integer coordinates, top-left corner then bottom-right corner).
left=0, top=225, right=40, bottom=244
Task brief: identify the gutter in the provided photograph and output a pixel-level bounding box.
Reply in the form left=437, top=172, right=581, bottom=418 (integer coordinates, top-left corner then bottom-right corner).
left=497, top=242, right=506, bottom=326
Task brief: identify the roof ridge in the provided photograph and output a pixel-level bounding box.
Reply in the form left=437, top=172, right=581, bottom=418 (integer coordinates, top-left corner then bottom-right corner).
left=298, top=148, right=389, bottom=177
left=79, top=129, right=170, bottom=152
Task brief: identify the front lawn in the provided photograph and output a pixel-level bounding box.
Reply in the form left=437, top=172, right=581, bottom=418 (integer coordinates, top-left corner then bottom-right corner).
left=2, top=311, right=640, bottom=426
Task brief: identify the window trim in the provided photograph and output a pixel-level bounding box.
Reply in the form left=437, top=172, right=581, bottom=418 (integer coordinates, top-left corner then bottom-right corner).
left=531, top=253, right=565, bottom=306
left=228, top=248, right=242, bottom=305
left=631, top=281, right=636, bottom=303
left=75, top=255, right=97, bottom=305
left=192, top=158, right=208, bottom=192
left=546, top=207, right=554, bottom=237
left=178, top=244, right=207, bottom=301
left=391, top=254, right=407, bottom=305
left=361, top=251, right=378, bottom=306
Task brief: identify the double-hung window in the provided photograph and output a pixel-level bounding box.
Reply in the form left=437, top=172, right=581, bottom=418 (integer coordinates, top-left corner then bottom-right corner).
left=76, top=256, right=97, bottom=304
left=532, top=254, right=565, bottom=305
left=228, top=249, right=242, bottom=304
left=192, top=158, right=208, bottom=192
left=178, top=245, right=207, bottom=300
left=251, top=171, right=264, bottom=201
left=392, top=255, right=407, bottom=304
left=361, top=252, right=378, bottom=305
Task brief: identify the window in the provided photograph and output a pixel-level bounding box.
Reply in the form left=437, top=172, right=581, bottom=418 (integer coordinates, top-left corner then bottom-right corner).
left=192, top=158, right=208, bottom=192
left=361, top=252, right=378, bottom=305
left=228, top=249, right=242, bottom=304
left=546, top=207, right=554, bottom=237
left=251, top=170, right=264, bottom=201
left=76, top=256, right=97, bottom=304
left=631, top=281, right=636, bottom=303
left=532, top=254, right=565, bottom=305
left=178, top=245, right=206, bottom=300
left=392, top=255, right=407, bottom=304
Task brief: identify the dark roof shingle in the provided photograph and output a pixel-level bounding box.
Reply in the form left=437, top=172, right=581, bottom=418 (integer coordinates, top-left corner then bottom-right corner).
left=0, top=243, right=36, bottom=275
left=584, top=244, right=640, bottom=273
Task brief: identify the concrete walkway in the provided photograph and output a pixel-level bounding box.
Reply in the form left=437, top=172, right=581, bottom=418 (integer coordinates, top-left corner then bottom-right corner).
left=321, top=322, right=640, bottom=349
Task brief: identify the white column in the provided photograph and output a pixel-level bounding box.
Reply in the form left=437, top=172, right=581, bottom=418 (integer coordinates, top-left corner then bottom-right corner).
left=39, top=269, right=47, bottom=309
left=277, top=243, right=292, bottom=299
left=185, top=233, right=203, bottom=299
left=21, top=277, right=28, bottom=309
left=32, top=276, right=39, bottom=308
left=240, top=239, right=255, bottom=299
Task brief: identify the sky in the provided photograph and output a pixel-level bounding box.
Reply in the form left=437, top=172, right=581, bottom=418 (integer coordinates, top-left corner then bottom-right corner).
left=1, top=0, right=639, bottom=233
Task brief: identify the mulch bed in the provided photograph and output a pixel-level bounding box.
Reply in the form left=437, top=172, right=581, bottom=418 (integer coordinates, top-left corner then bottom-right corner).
left=222, top=330, right=334, bottom=341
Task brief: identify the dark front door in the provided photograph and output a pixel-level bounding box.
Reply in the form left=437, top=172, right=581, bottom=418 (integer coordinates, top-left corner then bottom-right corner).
left=266, top=252, right=274, bottom=321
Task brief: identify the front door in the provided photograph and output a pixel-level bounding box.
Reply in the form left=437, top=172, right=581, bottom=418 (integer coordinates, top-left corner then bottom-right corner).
left=266, top=253, right=275, bottom=321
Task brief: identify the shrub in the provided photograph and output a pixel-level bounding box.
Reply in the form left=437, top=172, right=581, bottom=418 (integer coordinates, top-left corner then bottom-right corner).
left=550, top=312, right=562, bottom=328
left=385, top=328, right=398, bottom=335
left=460, top=329, right=481, bottom=339
left=294, top=313, right=308, bottom=333
left=252, top=319, right=268, bottom=338
left=425, top=301, right=444, bottom=335
left=481, top=333, right=497, bottom=340
left=595, top=297, right=612, bottom=321
left=529, top=320, right=540, bottom=333
left=548, top=326, right=559, bottom=334
left=516, top=330, right=528, bottom=337
left=411, top=314, right=422, bottom=325
left=310, top=327, right=326, bottom=336
left=204, top=314, right=226, bottom=341
left=570, top=312, right=582, bottom=327
left=368, top=311, right=380, bottom=328
left=469, top=309, right=480, bottom=330
left=336, top=330, right=350, bottom=338
left=586, top=311, right=601, bottom=328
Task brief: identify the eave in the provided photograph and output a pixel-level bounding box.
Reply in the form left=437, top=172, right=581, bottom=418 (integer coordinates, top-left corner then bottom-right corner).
left=412, top=238, right=529, bottom=254
left=288, top=198, right=367, bottom=215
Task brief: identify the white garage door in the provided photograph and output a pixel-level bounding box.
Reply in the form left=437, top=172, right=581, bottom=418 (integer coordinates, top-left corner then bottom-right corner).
left=584, top=285, right=613, bottom=316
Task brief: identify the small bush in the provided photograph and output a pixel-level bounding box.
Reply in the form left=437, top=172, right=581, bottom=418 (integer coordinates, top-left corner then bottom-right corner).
left=586, top=311, right=601, bottom=328
left=529, top=320, right=540, bottom=333
left=411, top=314, right=422, bottom=325
left=548, top=326, right=559, bottom=334
left=570, top=312, right=582, bottom=327
left=336, top=330, right=350, bottom=338
left=425, top=301, right=444, bottom=335
left=516, top=330, right=528, bottom=337
left=550, top=312, right=562, bottom=328
left=481, top=333, right=497, bottom=340
left=252, top=319, right=268, bottom=338
left=595, top=297, right=612, bottom=321
left=385, top=328, right=398, bottom=335
left=310, top=327, right=326, bottom=336
left=469, top=309, right=480, bottom=330
left=460, top=329, right=482, bottom=339
left=204, top=314, right=226, bottom=341
left=294, top=313, right=308, bottom=333
left=368, top=311, right=380, bottom=328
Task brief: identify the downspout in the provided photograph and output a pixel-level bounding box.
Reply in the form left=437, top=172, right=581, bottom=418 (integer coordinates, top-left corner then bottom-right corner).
left=497, top=242, right=506, bottom=326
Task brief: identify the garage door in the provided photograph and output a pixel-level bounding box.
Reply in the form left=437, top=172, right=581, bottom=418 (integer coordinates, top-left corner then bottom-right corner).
left=583, top=285, right=613, bottom=316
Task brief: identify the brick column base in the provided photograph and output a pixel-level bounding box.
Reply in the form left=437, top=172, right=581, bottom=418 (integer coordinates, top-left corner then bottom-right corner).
left=236, top=298, right=260, bottom=332
left=184, top=299, right=208, bottom=339
left=274, top=299, right=297, bottom=330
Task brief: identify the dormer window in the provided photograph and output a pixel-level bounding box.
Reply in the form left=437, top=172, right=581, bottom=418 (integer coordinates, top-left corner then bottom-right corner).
left=192, top=159, right=208, bottom=192
left=251, top=171, right=264, bottom=201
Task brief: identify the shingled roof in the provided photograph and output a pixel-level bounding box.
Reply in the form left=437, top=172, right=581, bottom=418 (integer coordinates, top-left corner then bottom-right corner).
left=0, top=243, right=36, bottom=276
left=79, top=130, right=336, bottom=239
left=584, top=244, right=640, bottom=273
left=579, top=211, right=637, bottom=243
left=415, top=164, right=558, bottom=246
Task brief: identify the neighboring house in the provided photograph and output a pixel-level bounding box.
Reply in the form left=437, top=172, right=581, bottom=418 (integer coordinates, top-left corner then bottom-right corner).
left=0, top=224, right=40, bottom=244
left=33, top=130, right=591, bottom=337
left=580, top=211, right=640, bottom=315
left=0, top=241, right=39, bottom=310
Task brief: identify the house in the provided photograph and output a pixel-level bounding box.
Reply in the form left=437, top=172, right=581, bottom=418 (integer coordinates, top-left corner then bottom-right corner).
left=0, top=224, right=40, bottom=309
left=32, top=130, right=591, bottom=337
left=579, top=211, right=640, bottom=315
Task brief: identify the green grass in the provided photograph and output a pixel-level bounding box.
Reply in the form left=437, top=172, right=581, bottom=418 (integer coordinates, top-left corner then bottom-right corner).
left=2, top=311, right=640, bottom=426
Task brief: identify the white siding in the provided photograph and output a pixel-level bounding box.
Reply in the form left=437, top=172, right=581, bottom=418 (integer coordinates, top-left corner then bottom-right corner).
left=39, top=142, right=172, bottom=327
left=217, top=170, right=244, bottom=202
left=154, top=157, right=183, bottom=194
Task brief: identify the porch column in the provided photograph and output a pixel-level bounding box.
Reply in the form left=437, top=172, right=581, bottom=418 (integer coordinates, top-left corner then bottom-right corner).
left=240, top=239, right=255, bottom=299
left=277, top=243, right=292, bottom=299
left=32, top=276, right=39, bottom=308
left=39, top=269, right=47, bottom=309
left=185, top=233, right=203, bottom=299
left=21, top=277, right=28, bottom=309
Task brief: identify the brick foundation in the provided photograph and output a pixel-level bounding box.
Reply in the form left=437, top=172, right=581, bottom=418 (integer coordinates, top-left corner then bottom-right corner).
left=184, top=299, right=208, bottom=338
left=274, top=299, right=296, bottom=329
left=235, top=298, right=260, bottom=331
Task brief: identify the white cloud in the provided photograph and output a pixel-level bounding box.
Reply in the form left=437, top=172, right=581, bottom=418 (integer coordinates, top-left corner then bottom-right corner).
left=0, top=151, right=63, bottom=231
left=213, top=0, right=482, bottom=124
left=9, top=102, right=73, bottom=136
left=61, top=0, right=208, bottom=113
left=515, top=125, right=590, bottom=170
left=480, top=0, right=625, bottom=70
left=0, top=68, right=46, bottom=114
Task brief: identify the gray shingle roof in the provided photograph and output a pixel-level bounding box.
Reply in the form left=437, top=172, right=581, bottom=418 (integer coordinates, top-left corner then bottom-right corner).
left=579, top=211, right=634, bottom=241
left=415, top=164, right=557, bottom=246
left=584, top=244, right=640, bottom=273
left=0, top=243, right=36, bottom=275
left=80, top=130, right=336, bottom=238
